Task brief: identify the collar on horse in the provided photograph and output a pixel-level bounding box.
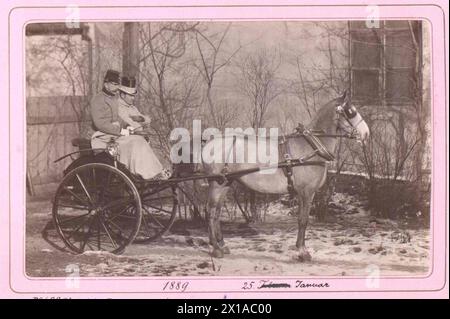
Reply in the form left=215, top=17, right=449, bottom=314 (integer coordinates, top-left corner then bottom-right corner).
left=282, top=121, right=356, bottom=163
left=279, top=120, right=356, bottom=198
left=292, top=123, right=335, bottom=162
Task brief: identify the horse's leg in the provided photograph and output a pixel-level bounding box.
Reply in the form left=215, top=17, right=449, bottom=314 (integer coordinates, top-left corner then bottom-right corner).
left=207, top=182, right=229, bottom=258
left=296, top=192, right=314, bottom=262
left=215, top=187, right=231, bottom=254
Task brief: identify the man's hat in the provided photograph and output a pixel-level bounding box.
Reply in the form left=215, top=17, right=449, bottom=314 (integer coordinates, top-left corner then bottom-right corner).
left=104, top=69, right=120, bottom=84
left=119, top=76, right=137, bottom=95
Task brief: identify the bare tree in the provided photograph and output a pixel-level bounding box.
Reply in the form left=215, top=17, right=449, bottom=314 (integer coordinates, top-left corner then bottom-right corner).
left=27, top=34, right=90, bottom=131
left=138, top=22, right=202, bottom=158
left=232, top=49, right=283, bottom=222
left=287, top=22, right=349, bottom=122
left=237, top=49, right=282, bottom=129
left=193, top=23, right=242, bottom=129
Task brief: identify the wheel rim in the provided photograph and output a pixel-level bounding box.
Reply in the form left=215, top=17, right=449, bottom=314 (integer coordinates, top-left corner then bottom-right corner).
left=133, top=186, right=177, bottom=243
left=52, top=163, right=142, bottom=254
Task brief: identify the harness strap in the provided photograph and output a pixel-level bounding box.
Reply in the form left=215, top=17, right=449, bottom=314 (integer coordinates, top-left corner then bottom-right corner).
left=219, top=135, right=237, bottom=186
left=279, top=123, right=337, bottom=197
left=279, top=138, right=298, bottom=198
left=301, top=128, right=335, bottom=161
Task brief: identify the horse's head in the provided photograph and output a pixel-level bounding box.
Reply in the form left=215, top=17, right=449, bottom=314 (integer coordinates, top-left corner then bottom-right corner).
left=310, top=90, right=370, bottom=142
left=335, top=91, right=370, bottom=142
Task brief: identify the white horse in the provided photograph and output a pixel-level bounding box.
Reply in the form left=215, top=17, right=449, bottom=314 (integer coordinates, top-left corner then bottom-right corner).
left=202, top=94, right=370, bottom=260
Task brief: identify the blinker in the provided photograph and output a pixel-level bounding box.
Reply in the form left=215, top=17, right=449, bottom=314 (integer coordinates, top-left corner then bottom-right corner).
left=343, top=105, right=357, bottom=119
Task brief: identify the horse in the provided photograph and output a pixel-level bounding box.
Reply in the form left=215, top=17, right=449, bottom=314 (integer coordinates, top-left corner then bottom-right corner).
left=201, top=93, right=370, bottom=260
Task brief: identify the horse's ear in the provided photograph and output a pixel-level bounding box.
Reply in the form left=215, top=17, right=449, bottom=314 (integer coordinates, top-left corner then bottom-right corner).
left=343, top=89, right=351, bottom=100
left=339, top=89, right=351, bottom=106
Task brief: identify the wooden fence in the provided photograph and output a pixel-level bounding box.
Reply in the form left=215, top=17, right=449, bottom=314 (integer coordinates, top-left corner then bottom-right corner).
left=27, top=96, right=88, bottom=195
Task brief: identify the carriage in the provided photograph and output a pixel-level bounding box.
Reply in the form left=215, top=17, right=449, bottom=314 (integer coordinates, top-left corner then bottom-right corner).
left=51, top=92, right=366, bottom=257
left=52, top=132, right=197, bottom=254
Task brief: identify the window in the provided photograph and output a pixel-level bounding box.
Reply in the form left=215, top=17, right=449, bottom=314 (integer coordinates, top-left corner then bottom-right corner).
left=350, top=21, right=421, bottom=105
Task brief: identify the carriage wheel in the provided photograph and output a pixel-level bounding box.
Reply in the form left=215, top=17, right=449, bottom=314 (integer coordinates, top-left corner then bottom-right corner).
left=133, top=185, right=178, bottom=243
left=52, top=163, right=142, bottom=254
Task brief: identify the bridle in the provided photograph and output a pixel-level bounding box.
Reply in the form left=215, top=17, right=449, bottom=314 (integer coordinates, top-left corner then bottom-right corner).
left=334, top=100, right=360, bottom=138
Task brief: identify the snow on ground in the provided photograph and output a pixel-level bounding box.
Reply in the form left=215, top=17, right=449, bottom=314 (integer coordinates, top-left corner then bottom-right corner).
left=26, top=193, right=430, bottom=277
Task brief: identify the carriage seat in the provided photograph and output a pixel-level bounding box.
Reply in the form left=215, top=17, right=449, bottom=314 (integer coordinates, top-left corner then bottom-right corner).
left=71, top=137, right=91, bottom=150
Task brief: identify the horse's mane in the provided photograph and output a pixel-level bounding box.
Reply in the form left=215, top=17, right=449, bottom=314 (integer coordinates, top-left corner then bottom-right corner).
left=309, top=96, right=344, bottom=131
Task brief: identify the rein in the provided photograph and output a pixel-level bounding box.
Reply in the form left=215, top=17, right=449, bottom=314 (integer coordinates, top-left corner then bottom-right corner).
left=283, top=130, right=357, bottom=140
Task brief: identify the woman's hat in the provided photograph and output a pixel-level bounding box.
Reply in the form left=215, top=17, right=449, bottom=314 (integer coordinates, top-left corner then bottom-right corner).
left=104, top=69, right=120, bottom=84
left=119, top=76, right=137, bottom=95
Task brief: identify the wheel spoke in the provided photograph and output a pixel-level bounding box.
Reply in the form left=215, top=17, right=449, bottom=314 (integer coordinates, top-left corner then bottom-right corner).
left=103, top=218, right=126, bottom=234
left=64, top=216, right=92, bottom=243
left=58, top=203, right=91, bottom=210
left=103, top=218, right=134, bottom=243
left=76, top=174, right=93, bottom=205
left=107, top=213, right=138, bottom=222
left=144, top=204, right=173, bottom=215
left=123, top=181, right=134, bottom=198
left=99, top=171, right=112, bottom=202
left=58, top=212, right=91, bottom=225
left=107, top=208, right=136, bottom=220
left=85, top=241, right=95, bottom=251
left=141, top=209, right=154, bottom=231
left=100, top=220, right=118, bottom=249
left=62, top=187, right=90, bottom=207
left=101, top=197, right=134, bottom=211
left=103, top=203, right=134, bottom=221
left=142, top=195, right=174, bottom=203
left=80, top=218, right=95, bottom=251
left=144, top=210, right=165, bottom=228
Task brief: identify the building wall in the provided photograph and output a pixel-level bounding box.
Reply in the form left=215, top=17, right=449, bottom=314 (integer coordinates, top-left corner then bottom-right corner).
left=27, top=96, right=87, bottom=188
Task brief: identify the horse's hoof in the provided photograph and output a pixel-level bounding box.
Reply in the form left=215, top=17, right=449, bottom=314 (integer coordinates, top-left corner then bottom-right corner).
left=298, top=251, right=312, bottom=262
left=221, top=246, right=231, bottom=254
left=212, top=249, right=224, bottom=258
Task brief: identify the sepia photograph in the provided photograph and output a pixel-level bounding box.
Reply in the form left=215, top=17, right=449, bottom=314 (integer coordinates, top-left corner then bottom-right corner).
left=24, top=18, right=433, bottom=279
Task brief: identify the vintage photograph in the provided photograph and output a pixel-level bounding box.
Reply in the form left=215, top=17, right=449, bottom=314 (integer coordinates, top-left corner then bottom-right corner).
left=25, top=20, right=431, bottom=278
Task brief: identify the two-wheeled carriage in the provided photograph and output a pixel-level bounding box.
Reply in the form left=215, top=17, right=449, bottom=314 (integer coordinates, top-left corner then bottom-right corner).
left=52, top=134, right=180, bottom=254
left=52, top=131, right=237, bottom=254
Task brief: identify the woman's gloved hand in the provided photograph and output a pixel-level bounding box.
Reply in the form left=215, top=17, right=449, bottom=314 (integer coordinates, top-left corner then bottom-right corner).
left=120, top=128, right=129, bottom=136
left=120, top=126, right=134, bottom=136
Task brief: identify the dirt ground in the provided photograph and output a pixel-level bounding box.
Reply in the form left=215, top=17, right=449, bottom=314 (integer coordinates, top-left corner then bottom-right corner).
left=26, top=193, right=430, bottom=277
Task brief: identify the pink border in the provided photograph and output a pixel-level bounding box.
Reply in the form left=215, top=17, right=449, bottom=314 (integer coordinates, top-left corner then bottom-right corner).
left=0, top=0, right=448, bottom=298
